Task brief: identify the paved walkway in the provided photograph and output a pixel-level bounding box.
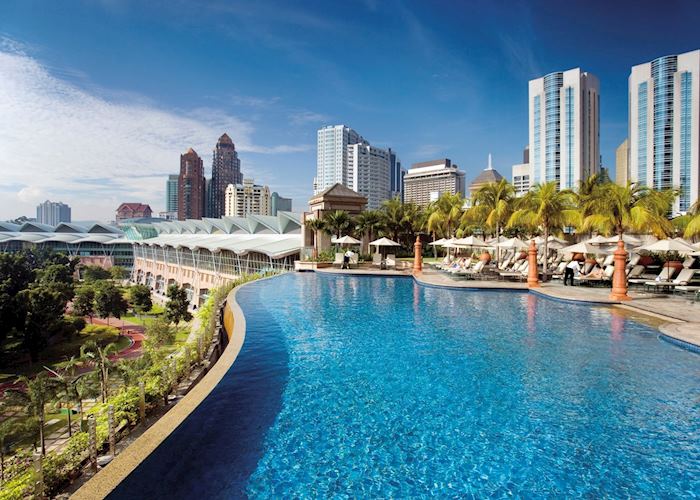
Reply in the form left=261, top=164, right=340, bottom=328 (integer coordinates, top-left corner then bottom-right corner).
left=659, top=322, right=700, bottom=351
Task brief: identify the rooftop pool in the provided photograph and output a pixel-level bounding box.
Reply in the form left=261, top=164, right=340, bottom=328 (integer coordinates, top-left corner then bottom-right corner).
left=111, top=273, right=700, bottom=498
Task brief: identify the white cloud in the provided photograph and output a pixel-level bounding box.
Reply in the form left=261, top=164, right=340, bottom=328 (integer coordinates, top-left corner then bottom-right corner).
left=0, top=47, right=308, bottom=221
left=289, top=110, right=330, bottom=126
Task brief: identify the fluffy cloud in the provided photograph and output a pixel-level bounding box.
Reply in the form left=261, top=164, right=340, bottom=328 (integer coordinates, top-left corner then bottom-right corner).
left=0, top=47, right=308, bottom=221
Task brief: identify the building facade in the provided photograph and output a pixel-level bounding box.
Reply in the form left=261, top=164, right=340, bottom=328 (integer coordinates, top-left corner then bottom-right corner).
left=468, top=154, right=505, bottom=198
left=210, top=133, right=242, bottom=218
left=512, top=162, right=531, bottom=197
left=314, top=125, right=366, bottom=194
left=36, top=200, right=71, bottom=225
left=403, top=159, right=466, bottom=207
left=347, top=143, right=391, bottom=209
left=178, top=148, right=205, bottom=220
left=389, top=148, right=404, bottom=201
left=270, top=192, right=292, bottom=215
left=115, top=203, right=152, bottom=223
left=224, top=179, right=271, bottom=217
left=166, top=174, right=178, bottom=213
left=629, top=49, right=700, bottom=213
left=615, top=138, right=629, bottom=186
left=529, top=68, right=600, bottom=190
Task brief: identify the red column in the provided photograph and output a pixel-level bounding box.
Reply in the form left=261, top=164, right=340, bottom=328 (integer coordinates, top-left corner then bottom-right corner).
left=413, top=235, right=423, bottom=273
left=609, top=239, right=631, bottom=301
left=527, top=240, right=540, bottom=288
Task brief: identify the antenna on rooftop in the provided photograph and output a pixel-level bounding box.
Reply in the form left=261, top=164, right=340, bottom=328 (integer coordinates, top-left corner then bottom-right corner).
left=487, top=153, right=493, bottom=170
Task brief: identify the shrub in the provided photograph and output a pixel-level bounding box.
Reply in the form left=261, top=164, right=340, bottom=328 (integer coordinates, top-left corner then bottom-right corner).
left=81, top=324, right=120, bottom=336
left=0, top=470, right=33, bottom=500
left=110, top=386, right=140, bottom=425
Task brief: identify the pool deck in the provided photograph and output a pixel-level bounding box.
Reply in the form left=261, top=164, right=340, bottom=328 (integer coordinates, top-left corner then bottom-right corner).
left=315, top=267, right=700, bottom=348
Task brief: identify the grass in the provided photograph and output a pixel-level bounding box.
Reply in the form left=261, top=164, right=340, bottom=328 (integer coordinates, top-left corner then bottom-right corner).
left=120, top=304, right=165, bottom=328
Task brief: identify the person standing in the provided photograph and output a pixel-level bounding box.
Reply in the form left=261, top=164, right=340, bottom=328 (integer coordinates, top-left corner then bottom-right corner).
left=564, top=259, right=580, bottom=286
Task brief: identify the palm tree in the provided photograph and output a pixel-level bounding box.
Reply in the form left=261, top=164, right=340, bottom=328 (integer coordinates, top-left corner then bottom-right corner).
left=579, top=182, right=675, bottom=240
left=80, top=341, right=119, bottom=403
left=380, top=197, right=405, bottom=243
left=323, top=210, right=351, bottom=240
left=45, top=357, right=83, bottom=438
left=683, top=200, right=700, bottom=240
left=304, top=218, right=325, bottom=258
left=6, top=373, right=54, bottom=455
left=508, top=182, right=579, bottom=281
left=427, top=193, right=464, bottom=239
left=354, top=210, right=384, bottom=254
left=463, top=179, right=515, bottom=261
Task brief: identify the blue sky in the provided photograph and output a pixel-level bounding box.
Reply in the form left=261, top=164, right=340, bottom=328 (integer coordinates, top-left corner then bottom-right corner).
left=1, top=0, right=699, bottom=220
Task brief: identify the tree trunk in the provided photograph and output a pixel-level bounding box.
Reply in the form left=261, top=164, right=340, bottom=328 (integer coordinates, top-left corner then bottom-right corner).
left=496, top=222, right=500, bottom=264
left=39, top=413, right=45, bottom=456
left=1, top=447, right=4, bottom=482
left=66, top=405, right=72, bottom=437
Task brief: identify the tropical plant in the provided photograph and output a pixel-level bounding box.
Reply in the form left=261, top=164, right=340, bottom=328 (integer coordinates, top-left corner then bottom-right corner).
left=5, top=373, right=54, bottom=455
left=72, top=285, right=96, bottom=323
left=380, top=197, right=425, bottom=248
left=322, top=210, right=351, bottom=239
left=579, top=182, right=676, bottom=240
left=427, top=192, right=464, bottom=239
left=129, top=284, right=153, bottom=323
left=19, top=284, right=68, bottom=362
left=683, top=200, right=700, bottom=240
left=463, top=179, right=515, bottom=261
left=94, top=281, right=129, bottom=326
left=354, top=210, right=384, bottom=252
left=80, top=340, right=119, bottom=403
left=508, top=182, right=579, bottom=280
left=44, top=365, right=80, bottom=438
left=144, top=317, right=176, bottom=349
left=0, top=418, right=20, bottom=482
left=81, top=265, right=112, bottom=282
left=304, top=217, right=326, bottom=258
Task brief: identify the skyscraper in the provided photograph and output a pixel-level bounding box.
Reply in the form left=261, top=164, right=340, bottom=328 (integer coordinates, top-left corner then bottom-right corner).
left=166, top=174, right=178, bottom=213
left=403, top=159, right=465, bottom=207
left=314, top=125, right=366, bottom=194
left=210, top=133, right=242, bottom=218
left=177, top=148, right=205, bottom=220
left=224, top=179, right=271, bottom=217
left=347, top=143, right=392, bottom=209
left=629, top=49, right=700, bottom=214
left=389, top=148, right=403, bottom=200
left=36, top=200, right=71, bottom=225
left=615, top=139, right=629, bottom=186
left=529, top=68, right=600, bottom=190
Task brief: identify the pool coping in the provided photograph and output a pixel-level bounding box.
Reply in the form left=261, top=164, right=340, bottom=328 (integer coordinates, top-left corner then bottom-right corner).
left=71, top=275, right=268, bottom=499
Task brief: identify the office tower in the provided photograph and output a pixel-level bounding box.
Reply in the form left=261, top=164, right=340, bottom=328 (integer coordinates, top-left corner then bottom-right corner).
left=512, top=163, right=531, bottom=197
left=36, top=200, right=71, bottom=225
left=529, top=68, right=600, bottom=190
left=224, top=179, right=271, bottom=217
left=615, top=139, right=629, bottom=186
left=314, top=125, right=367, bottom=194
left=389, top=148, right=403, bottom=200
left=347, top=143, right=392, bottom=209
left=166, top=174, right=179, bottom=214
left=210, top=133, right=242, bottom=218
left=177, top=148, right=205, bottom=220
left=629, top=49, right=700, bottom=213
left=270, top=192, right=292, bottom=215
left=403, top=159, right=466, bottom=207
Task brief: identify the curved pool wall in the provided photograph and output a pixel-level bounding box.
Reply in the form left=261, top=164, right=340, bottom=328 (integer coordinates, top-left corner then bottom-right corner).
left=110, top=273, right=700, bottom=498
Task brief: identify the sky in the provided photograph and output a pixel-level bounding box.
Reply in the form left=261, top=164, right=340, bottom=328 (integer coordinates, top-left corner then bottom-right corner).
left=1, top=0, right=699, bottom=222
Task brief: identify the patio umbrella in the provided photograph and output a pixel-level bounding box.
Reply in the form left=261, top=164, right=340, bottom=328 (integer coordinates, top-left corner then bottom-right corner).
left=533, top=235, right=568, bottom=245
left=453, top=236, right=487, bottom=247
left=585, top=235, right=609, bottom=244
left=332, top=235, right=361, bottom=245
left=559, top=242, right=611, bottom=255
left=602, top=234, right=642, bottom=246
left=486, top=235, right=508, bottom=246
left=429, top=238, right=447, bottom=246
left=496, top=237, right=529, bottom=250
left=370, top=237, right=401, bottom=258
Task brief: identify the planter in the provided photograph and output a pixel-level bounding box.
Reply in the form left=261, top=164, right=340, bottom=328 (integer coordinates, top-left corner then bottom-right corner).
left=638, top=255, right=654, bottom=267
left=572, top=253, right=585, bottom=262
left=480, top=252, right=492, bottom=263
left=664, top=261, right=683, bottom=272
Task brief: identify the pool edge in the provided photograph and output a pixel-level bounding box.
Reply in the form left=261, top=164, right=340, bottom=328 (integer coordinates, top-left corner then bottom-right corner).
left=72, top=274, right=277, bottom=499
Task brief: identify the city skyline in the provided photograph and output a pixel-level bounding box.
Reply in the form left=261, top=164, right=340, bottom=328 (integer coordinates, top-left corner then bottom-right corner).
left=1, top=1, right=700, bottom=220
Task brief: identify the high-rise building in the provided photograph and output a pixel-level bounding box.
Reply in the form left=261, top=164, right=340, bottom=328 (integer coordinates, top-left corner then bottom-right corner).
left=512, top=163, right=531, bottom=197
left=270, top=192, right=292, bottom=215
left=629, top=49, right=700, bottom=213
left=403, top=159, right=465, bottom=207
left=615, top=139, right=629, bottom=186
left=224, top=179, right=271, bottom=217
left=389, top=148, right=403, bottom=200
left=529, top=68, right=600, bottom=190
left=314, top=125, right=367, bottom=194
left=36, top=200, right=71, bottom=225
left=166, top=174, right=179, bottom=213
left=210, top=133, right=242, bottom=218
left=347, top=143, right=391, bottom=209
left=178, top=148, right=205, bottom=220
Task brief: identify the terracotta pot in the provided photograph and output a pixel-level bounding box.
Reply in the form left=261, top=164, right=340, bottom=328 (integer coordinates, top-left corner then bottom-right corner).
left=638, top=255, right=654, bottom=266
left=517, top=251, right=527, bottom=260
left=585, top=258, right=597, bottom=265
left=572, top=253, right=585, bottom=262
left=480, top=252, right=492, bottom=263
left=664, top=261, right=683, bottom=272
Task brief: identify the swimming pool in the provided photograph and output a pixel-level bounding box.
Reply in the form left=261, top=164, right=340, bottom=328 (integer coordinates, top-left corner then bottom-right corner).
left=111, top=273, right=700, bottom=498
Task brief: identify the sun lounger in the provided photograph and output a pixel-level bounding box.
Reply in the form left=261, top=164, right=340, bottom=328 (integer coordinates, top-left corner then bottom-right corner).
left=385, top=254, right=396, bottom=270
left=372, top=253, right=382, bottom=267
left=551, top=261, right=567, bottom=279
left=644, top=269, right=696, bottom=292
left=455, top=260, right=485, bottom=278
left=333, top=252, right=344, bottom=268
left=576, top=265, right=614, bottom=285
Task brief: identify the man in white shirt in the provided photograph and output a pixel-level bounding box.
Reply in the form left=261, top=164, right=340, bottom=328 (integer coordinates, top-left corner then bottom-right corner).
left=564, top=259, right=581, bottom=286
left=343, top=249, right=354, bottom=269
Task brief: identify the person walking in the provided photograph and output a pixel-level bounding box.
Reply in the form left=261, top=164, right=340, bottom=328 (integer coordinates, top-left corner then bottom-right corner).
left=564, top=259, right=580, bottom=286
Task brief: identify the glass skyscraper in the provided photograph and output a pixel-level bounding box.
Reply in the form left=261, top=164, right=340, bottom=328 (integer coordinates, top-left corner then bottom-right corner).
left=528, top=68, right=600, bottom=190
left=629, top=49, right=700, bottom=214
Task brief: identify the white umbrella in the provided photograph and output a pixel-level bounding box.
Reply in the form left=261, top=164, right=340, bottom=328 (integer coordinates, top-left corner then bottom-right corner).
left=429, top=238, right=447, bottom=246
left=453, top=235, right=487, bottom=247
left=636, top=239, right=695, bottom=253
left=533, top=235, right=567, bottom=245
left=586, top=235, right=610, bottom=244
left=559, top=242, right=611, bottom=255
left=496, top=237, right=529, bottom=250
left=486, top=235, right=508, bottom=245
left=332, top=235, right=361, bottom=245
left=602, top=234, right=641, bottom=246
left=370, top=237, right=401, bottom=247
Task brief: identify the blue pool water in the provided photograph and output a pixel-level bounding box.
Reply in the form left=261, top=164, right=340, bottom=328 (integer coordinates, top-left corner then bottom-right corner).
left=112, top=273, right=700, bottom=498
